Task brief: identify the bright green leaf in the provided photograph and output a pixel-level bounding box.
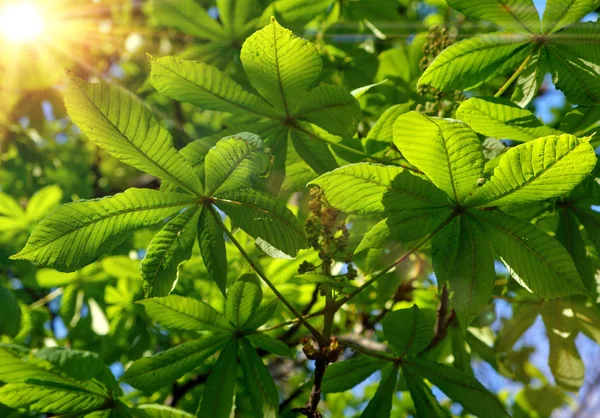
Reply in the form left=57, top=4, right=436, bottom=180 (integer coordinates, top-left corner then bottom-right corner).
left=11, top=189, right=196, bottom=272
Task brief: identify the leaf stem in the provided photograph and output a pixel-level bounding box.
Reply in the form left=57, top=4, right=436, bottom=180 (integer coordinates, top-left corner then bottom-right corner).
left=29, top=287, right=64, bottom=310
left=337, top=338, right=397, bottom=363
left=258, top=309, right=326, bottom=332
left=494, top=53, right=533, bottom=98
left=208, top=206, right=324, bottom=342
left=335, top=212, right=457, bottom=309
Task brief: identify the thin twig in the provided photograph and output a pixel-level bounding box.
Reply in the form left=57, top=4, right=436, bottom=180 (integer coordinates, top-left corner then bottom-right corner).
left=208, top=206, right=324, bottom=343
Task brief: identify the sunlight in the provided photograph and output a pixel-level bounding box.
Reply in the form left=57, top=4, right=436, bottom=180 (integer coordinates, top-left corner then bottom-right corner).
left=0, top=1, right=45, bottom=44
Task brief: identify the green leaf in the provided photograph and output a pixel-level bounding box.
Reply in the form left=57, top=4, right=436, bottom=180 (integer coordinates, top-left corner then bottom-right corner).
left=33, top=348, right=117, bottom=391
left=142, top=206, right=201, bottom=297
left=11, top=189, right=196, bottom=271
left=418, top=33, right=531, bottom=91
left=456, top=97, right=561, bottom=142
left=542, top=308, right=585, bottom=391
left=360, top=364, right=399, bottom=418
left=542, top=0, right=600, bottom=33
left=321, top=355, right=388, bottom=394
left=0, top=381, right=109, bottom=414
left=204, top=137, right=270, bottom=196
left=394, top=112, right=484, bottom=202
left=403, top=365, right=449, bottom=418
left=557, top=209, right=596, bottom=291
left=547, top=23, right=600, bottom=105
left=239, top=338, right=279, bottom=418
left=217, top=0, right=259, bottom=38
left=356, top=208, right=454, bottom=253
left=122, top=335, right=231, bottom=391
left=0, top=345, right=67, bottom=384
left=247, top=333, right=293, bottom=357
left=260, top=0, right=334, bottom=27
left=466, top=134, right=597, bottom=207
left=511, top=47, right=549, bottom=107
left=474, top=210, right=587, bottom=298
left=294, top=84, right=361, bottom=138
left=64, top=76, right=203, bottom=196
left=197, top=340, right=238, bottom=418
left=433, top=216, right=496, bottom=329
left=0, top=286, right=21, bottom=338
left=245, top=299, right=279, bottom=329
left=495, top=303, right=540, bottom=352
left=149, top=56, right=282, bottom=119
left=363, top=103, right=412, bottom=157
left=402, top=358, right=508, bottom=418
left=25, top=185, right=62, bottom=223
left=446, top=0, right=540, bottom=34
left=0, top=192, right=24, bottom=218
left=148, top=0, right=225, bottom=40
left=241, top=17, right=322, bottom=114
left=226, top=274, right=263, bottom=328
left=288, top=122, right=341, bottom=174
left=139, top=295, right=234, bottom=333
left=198, top=208, right=228, bottom=296
left=560, top=105, right=600, bottom=137
left=382, top=305, right=436, bottom=357
left=310, top=163, right=450, bottom=215
left=214, top=188, right=307, bottom=258
left=135, top=404, right=195, bottom=418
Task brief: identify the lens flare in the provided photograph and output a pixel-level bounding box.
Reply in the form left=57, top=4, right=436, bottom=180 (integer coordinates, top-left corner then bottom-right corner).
left=0, top=2, right=45, bottom=44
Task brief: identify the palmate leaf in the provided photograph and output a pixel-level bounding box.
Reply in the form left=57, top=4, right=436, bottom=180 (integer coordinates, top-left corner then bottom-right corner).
left=433, top=216, right=496, bottom=329
left=456, top=97, right=561, bottom=142
left=0, top=286, right=21, bottom=338
left=197, top=340, right=238, bottom=418
left=321, top=355, right=388, bottom=394
left=64, top=76, right=203, bottom=196
left=141, top=206, right=201, bottom=297
left=0, top=345, right=115, bottom=414
left=239, top=338, right=279, bottom=418
left=139, top=295, right=234, bottom=333
left=135, top=404, right=196, bottom=418
left=214, top=188, right=308, bottom=258
left=382, top=305, right=436, bottom=357
left=360, top=364, right=399, bottom=418
left=474, top=210, right=587, bottom=298
left=403, top=366, right=449, bottom=418
left=122, top=335, right=231, bottom=391
left=418, top=33, right=531, bottom=92
left=402, top=358, right=508, bottom=418
left=542, top=307, right=585, bottom=391
left=310, top=163, right=450, bottom=215
left=241, top=17, right=322, bottom=114
left=149, top=0, right=225, bottom=41
left=198, top=208, right=228, bottom=295
left=446, top=0, right=540, bottom=34
left=11, top=189, right=196, bottom=272
left=247, top=332, right=294, bottom=357
left=149, top=56, right=282, bottom=119
left=560, top=105, right=600, bottom=137
left=0, top=381, right=109, bottom=414
left=511, top=47, right=549, bottom=107
left=204, top=136, right=270, bottom=196
left=542, top=0, right=600, bottom=34
left=293, top=84, right=362, bottom=138
left=546, top=23, right=600, bottom=106
left=225, top=274, right=263, bottom=328
left=150, top=19, right=361, bottom=189
left=466, top=134, right=597, bottom=207
left=394, top=112, right=484, bottom=202
left=355, top=208, right=454, bottom=253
